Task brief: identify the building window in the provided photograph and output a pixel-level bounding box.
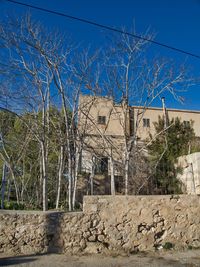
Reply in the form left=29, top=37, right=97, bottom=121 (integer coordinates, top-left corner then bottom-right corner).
left=183, top=120, right=190, bottom=127
left=95, top=157, right=108, bottom=174
left=98, top=116, right=106, bottom=125
left=183, top=121, right=190, bottom=128
left=143, top=118, right=150, bottom=127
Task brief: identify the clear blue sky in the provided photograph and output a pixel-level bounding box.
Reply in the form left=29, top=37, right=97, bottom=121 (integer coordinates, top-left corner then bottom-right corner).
left=1, top=0, right=200, bottom=110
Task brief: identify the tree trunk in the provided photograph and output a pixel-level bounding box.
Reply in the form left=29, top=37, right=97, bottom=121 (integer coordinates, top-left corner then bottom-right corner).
left=9, top=166, right=20, bottom=204
left=72, top=149, right=81, bottom=210
left=56, top=145, right=64, bottom=209
left=90, top=157, right=95, bottom=195
left=41, top=141, right=47, bottom=211
left=7, top=178, right=11, bottom=202
left=39, top=151, right=43, bottom=207
left=124, top=152, right=130, bottom=195
left=1, top=163, right=6, bottom=209
left=110, top=157, right=115, bottom=195
left=68, top=162, right=72, bottom=212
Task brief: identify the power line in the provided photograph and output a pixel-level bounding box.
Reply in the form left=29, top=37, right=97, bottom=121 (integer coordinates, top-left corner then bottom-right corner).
left=3, top=0, right=200, bottom=59
left=0, top=106, right=19, bottom=117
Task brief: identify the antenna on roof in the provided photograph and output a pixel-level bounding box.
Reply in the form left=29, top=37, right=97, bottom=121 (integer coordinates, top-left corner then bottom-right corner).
left=161, top=97, right=168, bottom=129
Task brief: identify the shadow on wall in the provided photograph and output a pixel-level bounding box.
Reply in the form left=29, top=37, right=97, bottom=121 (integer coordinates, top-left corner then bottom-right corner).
left=0, top=210, right=65, bottom=256
left=44, top=212, right=64, bottom=254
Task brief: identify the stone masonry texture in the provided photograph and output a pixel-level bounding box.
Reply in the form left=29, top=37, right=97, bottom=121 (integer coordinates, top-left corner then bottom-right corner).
left=0, top=195, right=200, bottom=255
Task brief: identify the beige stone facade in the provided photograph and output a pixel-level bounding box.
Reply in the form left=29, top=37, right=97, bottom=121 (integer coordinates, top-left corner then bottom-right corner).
left=134, top=106, right=200, bottom=140
left=78, top=95, right=127, bottom=174
left=78, top=94, right=200, bottom=175
left=78, top=94, right=129, bottom=138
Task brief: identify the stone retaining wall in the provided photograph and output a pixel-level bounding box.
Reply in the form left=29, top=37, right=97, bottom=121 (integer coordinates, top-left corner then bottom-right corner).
left=0, top=195, right=200, bottom=255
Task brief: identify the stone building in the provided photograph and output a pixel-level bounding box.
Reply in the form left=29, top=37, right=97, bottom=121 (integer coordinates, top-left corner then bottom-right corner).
left=78, top=94, right=127, bottom=177
left=134, top=106, right=200, bottom=141
left=78, top=94, right=200, bottom=191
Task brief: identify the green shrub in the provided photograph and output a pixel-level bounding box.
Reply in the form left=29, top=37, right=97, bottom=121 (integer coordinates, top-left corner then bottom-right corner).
left=3, top=200, right=25, bottom=210
left=163, top=242, right=174, bottom=250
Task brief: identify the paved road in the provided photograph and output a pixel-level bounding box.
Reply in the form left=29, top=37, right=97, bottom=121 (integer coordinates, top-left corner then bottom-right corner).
left=0, top=250, right=200, bottom=267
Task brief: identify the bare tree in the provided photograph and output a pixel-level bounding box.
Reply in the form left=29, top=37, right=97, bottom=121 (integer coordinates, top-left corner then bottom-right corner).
left=0, top=15, right=195, bottom=210
left=0, top=15, right=101, bottom=210
left=0, top=15, right=69, bottom=210
left=102, top=28, right=194, bottom=194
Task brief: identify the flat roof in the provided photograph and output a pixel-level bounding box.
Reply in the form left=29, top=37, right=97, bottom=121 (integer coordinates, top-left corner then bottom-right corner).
left=80, top=94, right=200, bottom=114
left=132, top=106, right=200, bottom=114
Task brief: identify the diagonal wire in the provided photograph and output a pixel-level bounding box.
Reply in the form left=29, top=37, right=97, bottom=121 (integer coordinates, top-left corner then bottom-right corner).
left=3, top=0, right=200, bottom=59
